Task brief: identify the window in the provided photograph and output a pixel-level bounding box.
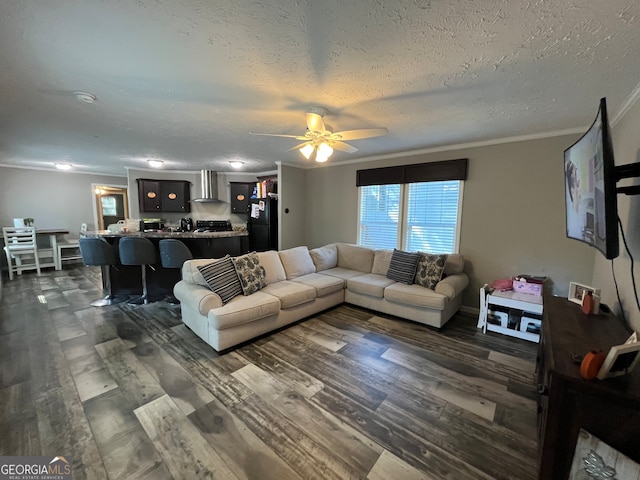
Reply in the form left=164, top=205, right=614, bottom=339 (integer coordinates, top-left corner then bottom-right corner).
left=359, top=184, right=400, bottom=249
left=359, top=180, right=463, bottom=253
left=101, top=196, right=117, bottom=216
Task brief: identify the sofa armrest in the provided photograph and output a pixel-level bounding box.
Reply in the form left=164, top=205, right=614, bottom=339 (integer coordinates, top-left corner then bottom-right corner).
left=174, top=281, right=223, bottom=315
left=435, top=273, right=469, bottom=299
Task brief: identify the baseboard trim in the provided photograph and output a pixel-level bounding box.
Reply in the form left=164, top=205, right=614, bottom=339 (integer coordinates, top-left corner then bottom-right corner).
left=459, top=305, right=479, bottom=316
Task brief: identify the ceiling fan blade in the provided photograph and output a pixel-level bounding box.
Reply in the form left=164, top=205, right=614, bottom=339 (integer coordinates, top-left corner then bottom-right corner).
left=331, top=141, right=358, bottom=153
left=249, top=132, right=301, bottom=139
left=306, top=112, right=326, bottom=133
left=331, top=128, right=388, bottom=141
left=288, top=142, right=312, bottom=152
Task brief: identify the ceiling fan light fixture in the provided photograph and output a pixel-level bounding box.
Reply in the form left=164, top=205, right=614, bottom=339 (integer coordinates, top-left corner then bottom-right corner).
left=229, top=160, right=244, bottom=169
left=148, top=159, right=164, bottom=168
left=300, top=144, right=315, bottom=160
left=254, top=108, right=387, bottom=162
left=316, top=143, right=333, bottom=162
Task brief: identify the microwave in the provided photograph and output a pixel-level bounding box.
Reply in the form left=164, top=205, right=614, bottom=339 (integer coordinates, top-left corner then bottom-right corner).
left=140, top=220, right=164, bottom=232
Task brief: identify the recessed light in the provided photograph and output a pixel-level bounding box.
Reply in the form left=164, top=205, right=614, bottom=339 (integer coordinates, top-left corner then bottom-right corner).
left=55, top=163, right=73, bottom=170
left=229, top=161, right=244, bottom=169
left=148, top=159, right=164, bottom=168
left=73, top=91, right=97, bottom=104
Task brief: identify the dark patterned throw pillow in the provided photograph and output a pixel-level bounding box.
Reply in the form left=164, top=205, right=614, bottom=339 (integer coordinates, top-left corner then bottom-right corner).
left=197, top=255, right=243, bottom=304
left=232, top=252, right=267, bottom=296
left=414, top=253, right=448, bottom=289
left=386, top=249, right=421, bottom=284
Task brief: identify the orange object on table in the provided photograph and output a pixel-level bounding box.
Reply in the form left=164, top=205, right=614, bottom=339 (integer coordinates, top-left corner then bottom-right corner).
left=580, top=350, right=605, bottom=380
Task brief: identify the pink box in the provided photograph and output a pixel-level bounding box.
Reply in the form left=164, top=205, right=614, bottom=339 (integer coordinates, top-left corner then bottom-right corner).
left=512, top=279, right=543, bottom=296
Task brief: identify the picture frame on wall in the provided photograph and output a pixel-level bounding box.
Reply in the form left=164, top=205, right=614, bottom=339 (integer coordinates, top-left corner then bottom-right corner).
left=568, top=282, right=600, bottom=305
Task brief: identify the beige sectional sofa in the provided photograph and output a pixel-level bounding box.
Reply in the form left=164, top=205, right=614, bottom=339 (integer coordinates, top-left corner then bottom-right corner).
left=173, top=243, right=468, bottom=352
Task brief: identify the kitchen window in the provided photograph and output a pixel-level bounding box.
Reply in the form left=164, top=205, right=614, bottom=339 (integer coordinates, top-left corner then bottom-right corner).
left=356, top=159, right=467, bottom=254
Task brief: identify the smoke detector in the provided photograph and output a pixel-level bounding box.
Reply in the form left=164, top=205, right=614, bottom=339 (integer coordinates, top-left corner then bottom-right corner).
left=73, top=91, right=97, bottom=104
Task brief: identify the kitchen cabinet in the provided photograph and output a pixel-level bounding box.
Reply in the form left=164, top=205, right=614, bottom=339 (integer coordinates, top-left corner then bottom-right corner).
left=537, top=295, right=640, bottom=479
left=138, top=179, right=161, bottom=212
left=160, top=181, right=190, bottom=212
left=137, top=179, right=191, bottom=213
left=230, top=182, right=254, bottom=214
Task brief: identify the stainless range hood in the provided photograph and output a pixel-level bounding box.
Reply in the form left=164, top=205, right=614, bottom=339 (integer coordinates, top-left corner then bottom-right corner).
left=191, top=170, right=226, bottom=203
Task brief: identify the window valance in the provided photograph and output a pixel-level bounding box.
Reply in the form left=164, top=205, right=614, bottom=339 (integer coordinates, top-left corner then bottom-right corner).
left=356, top=158, right=468, bottom=187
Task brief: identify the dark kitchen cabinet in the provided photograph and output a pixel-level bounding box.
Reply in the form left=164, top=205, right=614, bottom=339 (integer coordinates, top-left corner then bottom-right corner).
left=138, top=179, right=161, bottom=212
left=230, top=182, right=254, bottom=214
left=160, top=181, right=191, bottom=212
left=137, top=179, right=191, bottom=213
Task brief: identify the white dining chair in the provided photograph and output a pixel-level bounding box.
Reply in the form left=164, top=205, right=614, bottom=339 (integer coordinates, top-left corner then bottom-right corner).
left=2, top=226, right=41, bottom=280
left=56, top=223, right=88, bottom=270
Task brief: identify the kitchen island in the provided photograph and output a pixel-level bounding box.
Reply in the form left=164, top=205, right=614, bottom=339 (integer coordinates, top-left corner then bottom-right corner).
left=84, top=230, right=249, bottom=301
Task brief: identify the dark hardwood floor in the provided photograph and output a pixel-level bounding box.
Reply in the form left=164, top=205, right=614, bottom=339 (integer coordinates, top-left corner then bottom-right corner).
left=0, top=265, right=539, bottom=479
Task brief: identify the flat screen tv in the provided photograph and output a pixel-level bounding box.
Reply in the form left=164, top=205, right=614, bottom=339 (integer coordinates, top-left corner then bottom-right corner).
left=564, top=97, right=619, bottom=259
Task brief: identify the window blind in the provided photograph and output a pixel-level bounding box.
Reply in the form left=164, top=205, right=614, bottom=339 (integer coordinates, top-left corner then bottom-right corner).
left=358, top=180, right=462, bottom=253
left=358, top=184, right=400, bottom=249
left=405, top=181, right=460, bottom=253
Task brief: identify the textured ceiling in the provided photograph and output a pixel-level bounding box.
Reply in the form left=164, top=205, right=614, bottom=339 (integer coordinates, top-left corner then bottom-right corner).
left=1, top=0, right=639, bottom=176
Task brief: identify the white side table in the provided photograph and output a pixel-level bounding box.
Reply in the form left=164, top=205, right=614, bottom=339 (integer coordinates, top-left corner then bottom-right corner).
left=477, top=285, right=543, bottom=342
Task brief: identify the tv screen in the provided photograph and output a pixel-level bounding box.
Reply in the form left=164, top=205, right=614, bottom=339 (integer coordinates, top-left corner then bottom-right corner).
left=564, top=97, right=619, bottom=259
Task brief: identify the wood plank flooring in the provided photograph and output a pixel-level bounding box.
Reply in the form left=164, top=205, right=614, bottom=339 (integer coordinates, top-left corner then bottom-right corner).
left=0, top=266, right=539, bottom=479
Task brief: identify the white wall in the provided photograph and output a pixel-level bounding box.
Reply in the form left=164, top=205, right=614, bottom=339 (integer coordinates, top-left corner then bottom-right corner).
left=592, top=97, right=640, bottom=331
left=304, top=134, right=596, bottom=309
left=278, top=163, right=307, bottom=250
left=0, top=166, right=125, bottom=232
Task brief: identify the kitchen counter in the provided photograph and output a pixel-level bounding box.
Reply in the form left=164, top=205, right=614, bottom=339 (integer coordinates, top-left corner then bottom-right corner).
left=86, top=230, right=247, bottom=239
left=83, top=230, right=249, bottom=301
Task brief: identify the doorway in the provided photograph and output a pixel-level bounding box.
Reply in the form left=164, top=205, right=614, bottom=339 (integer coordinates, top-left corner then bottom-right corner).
left=94, top=185, right=130, bottom=230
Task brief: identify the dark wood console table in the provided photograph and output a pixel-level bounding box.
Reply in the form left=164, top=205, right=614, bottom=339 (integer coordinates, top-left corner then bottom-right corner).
left=537, top=295, right=640, bottom=479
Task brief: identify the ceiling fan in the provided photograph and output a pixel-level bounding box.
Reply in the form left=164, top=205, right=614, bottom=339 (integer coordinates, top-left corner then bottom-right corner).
left=250, top=107, right=388, bottom=162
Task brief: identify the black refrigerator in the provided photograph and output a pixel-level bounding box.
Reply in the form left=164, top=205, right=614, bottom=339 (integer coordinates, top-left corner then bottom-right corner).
left=248, top=197, right=278, bottom=251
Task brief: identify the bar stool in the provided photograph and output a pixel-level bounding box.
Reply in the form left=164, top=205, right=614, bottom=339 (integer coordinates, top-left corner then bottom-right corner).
left=79, top=237, right=125, bottom=307
left=118, top=237, right=156, bottom=305
left=159, top=239, right=193, bottom=303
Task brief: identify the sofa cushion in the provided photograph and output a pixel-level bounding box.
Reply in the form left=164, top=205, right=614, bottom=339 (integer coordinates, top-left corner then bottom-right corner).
left=444, top=254, right=465, bottom=275
left=208, top=291, right=280, bottom=330
left=384, top=283, right=446, bottom=310
left=348, top=273, right=396, bottom=298
left=336, top=243, right=374, bottom=273
left=183, top=258, right=225, bottom=287
left=309, top=244, right=338, bottom=271
left=319, top=267, right=367, bottom=283
left=257, top=250, right=286, bottom=284
left=372, top=249, right=393, bottom=275
left=414, top=253, right=448, bottom=289
left=293, top=272, right=344, bottom=297
left=197, top=256, right=243, bottom=304
left=261, top=280, right=316, bottom=309
left=386, top=249, right=420, bottom=284
left=232, top=252, right=267, bottom=296
left=278, top=246, right=316, bottom=279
